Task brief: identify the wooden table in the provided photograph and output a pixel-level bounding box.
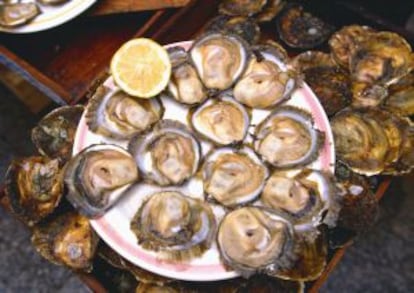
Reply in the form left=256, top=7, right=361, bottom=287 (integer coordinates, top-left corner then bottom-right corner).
left=0, top=0, right=410, bottom=291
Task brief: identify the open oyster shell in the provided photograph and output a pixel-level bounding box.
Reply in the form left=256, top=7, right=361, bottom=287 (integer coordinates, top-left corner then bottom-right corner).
left=254, top=106, right=325, bottom=168
left=233, top=42, right=297, bottom=109
left=31, top=211, right=99, bottom=271
left=260, top=169, right=339, bottom=229
left=31, top=105, right=84, bottom=164
left=217, top=207, right=296, bottom=278
left=86, top=86, right=163, bottom=139
left=166, top=46, right=208, bottom=105
left=130, top=191, right=216, bottom=261
left=202, top=146, right=269, bottom=207
left=189, top=32, right=250, bottom=92
left=128, top=120, right=201, bottom=186
left=64, top=144, right=139, bottom=218
left=190, top=92, right=250, bottom=145
left=0, top=2, right=40, bottom=27
left=5, top=156, right=63, bottom=226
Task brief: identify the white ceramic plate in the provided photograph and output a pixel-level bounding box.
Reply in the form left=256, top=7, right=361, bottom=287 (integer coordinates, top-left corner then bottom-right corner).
left=72, top=41, right=335, bottom=281
left=0, top=0, right=96, bottom=33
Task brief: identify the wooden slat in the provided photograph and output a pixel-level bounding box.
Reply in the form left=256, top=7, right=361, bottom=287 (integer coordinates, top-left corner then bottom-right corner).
left=91, top=0, right=190, bottom=15
left=0, top=45, right=71, bottom=106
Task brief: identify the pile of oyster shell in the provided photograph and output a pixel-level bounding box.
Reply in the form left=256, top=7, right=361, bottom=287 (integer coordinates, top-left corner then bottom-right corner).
left=0, top=0, right=71, bottom=27
left=61, top=27, right=341, bottom=283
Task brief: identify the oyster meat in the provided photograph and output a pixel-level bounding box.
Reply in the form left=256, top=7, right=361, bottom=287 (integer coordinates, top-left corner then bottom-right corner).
left=64, top=144, right=139, bottom=218
left=0, top=2, right=40, bottom=27
left=5, top=156, right=63, bottom=226
left=233, top=42, right=297, bottom=109
left=86, top=86, right=163, bottom=139
left=202, top=147, right=268, bottom=206
left=128, top=120, right=200, bottom=186
left=261, top=169, right=339, bottom=228
left=32, top=105, right=84, bottom=164
left=217, top=207, right=295, bottom=277
left=31, top=211, right=99, bottom=271
left=277, top=5, right=334, bottom=49
left=166, top=46, right=208, bottom=105
left=190, top=32, right=250, bottom=91
left=190, top=92, right=250, bottom=145
left=130, top=191, right=216, bottom=260
left=254, top=106, right=325, bottom=168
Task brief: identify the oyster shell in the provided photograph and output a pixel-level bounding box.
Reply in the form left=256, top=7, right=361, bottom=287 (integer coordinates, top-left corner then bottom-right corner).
left=190, top=32, right=250, bottom=91
left=351, top=82, right=388, bottom=108
left=31, top=105, right=83, bottom=164
left=217, top=207, right=295, bottom=277
left=254, top=106, right=325, bottom=168
left=31, top=212, right=99, bottom=271
left=261, top=169, right=339, bottom=228
left=329, top=25, right=375, bottom=69
left=205, top=15, right=261, bottom=44
left=202, top=146, right=269, bottom=207
left=130, top=191, right=216, bottom=260
left=64, top=144, right=139, bottom=218
left=5, top=156, right=63, bottom=226
left=292, top=51, right=351, bottom=116
left=274, top=228, right=328, bottom=281
left=350, top=31, right=413, bottom=85
left=331, top=109, right=389, bottom=175
left=233, top=42, right=297, bottom=109
left=128, top=120, right=200, bottom=186
left=0, top=2, right=40, bottom=27
left=86, top=86, right=163, bottom=139
left=383, top=76, right=414, bottom=117
left=166, top=46, right=208, bottom=105
left=190, top=92, right=250, bottom=145
left=255, top=0, right=285, bottom=23
left=38, top=0, right=69, bottom=5
left=277, top=5, right=334, bottom=49
left=219, top=0, right=267, bottom=17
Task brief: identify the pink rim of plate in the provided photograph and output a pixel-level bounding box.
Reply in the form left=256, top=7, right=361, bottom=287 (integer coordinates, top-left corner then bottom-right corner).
left=72, top=41, right=335, bottom=281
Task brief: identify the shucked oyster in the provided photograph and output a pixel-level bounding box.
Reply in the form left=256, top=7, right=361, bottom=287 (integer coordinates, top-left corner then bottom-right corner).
left=32, top=105, right=83, bottom=164
left=129, top=120, right=200, bottom=186
left=261, top=169, right=339, bottom=228
left=190, top=32, right=250, bottom=91
left=64, top=144, right=139, bottom=218
left=32, top=211, right=99, bottom=271
left=0, top=2, right=40, bottom=27
left=86, top=86, right=163, bottom=139
left=277, top=4, right=334, bottom=49
left=202, top=147, right=269, bottom=207
left=5, top=156, right=63, bottom=226
left=130, top=191, right=216, bottom=260
left=233, top=42, right=297, bottom=109
left=190, top=92, right=250, bottom=145
left=166, top=46, right=208, bottom=105
left=217, top=207, right=295, bottom=277
left=254, top=106, right=325, bottom=168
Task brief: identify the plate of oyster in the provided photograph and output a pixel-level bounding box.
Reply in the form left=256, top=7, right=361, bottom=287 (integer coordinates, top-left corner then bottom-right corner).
left=0, top=0, right=96, bottom=33
left=68, top=34, right=336, bottom=281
